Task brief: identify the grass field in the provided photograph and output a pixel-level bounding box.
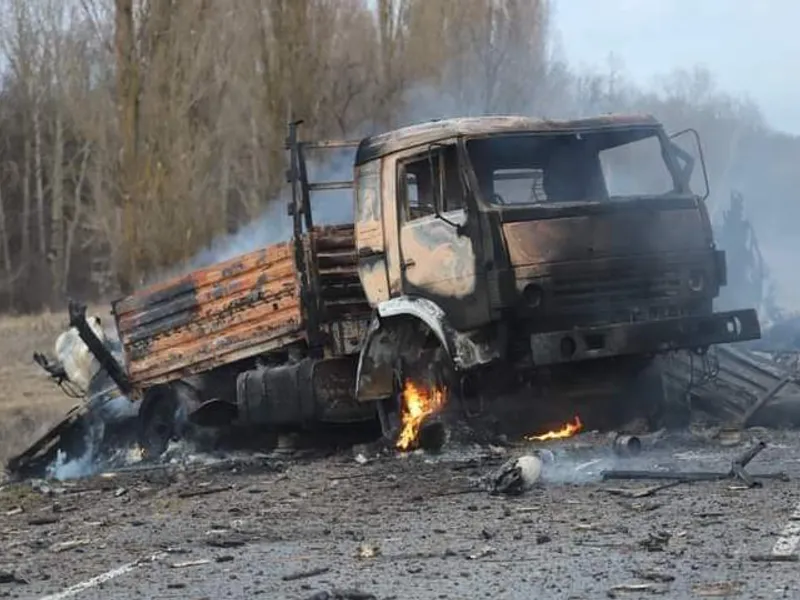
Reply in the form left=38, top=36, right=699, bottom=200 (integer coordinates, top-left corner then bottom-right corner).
left=0, top=309, right=110, bottom=468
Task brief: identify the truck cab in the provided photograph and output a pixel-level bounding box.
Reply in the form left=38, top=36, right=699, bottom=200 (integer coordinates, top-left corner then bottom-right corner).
left=353, top=115, right=760, bottom=414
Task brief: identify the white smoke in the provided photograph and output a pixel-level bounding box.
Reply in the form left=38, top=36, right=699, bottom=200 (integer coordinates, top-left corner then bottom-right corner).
left=151, top=150, right=356, bottom=284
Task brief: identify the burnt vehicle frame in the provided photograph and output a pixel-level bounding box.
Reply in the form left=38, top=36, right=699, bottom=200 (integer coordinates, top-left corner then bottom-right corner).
left=13, top=114, right=761, bottom=473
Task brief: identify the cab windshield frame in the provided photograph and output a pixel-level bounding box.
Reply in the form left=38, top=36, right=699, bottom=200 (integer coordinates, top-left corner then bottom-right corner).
left=461, top=125, right=692, bottom=210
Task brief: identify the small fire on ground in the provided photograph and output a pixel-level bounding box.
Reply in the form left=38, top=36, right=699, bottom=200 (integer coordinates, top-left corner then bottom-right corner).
left=396, top=380, right=446, bottom=452
left=526, top=415, right=583, bottom=441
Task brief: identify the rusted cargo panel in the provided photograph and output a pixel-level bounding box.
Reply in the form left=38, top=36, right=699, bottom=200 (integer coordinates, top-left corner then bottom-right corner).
left=113, top=241, right=304, bottom=388
left=310, top=225, right=372, bottom=356
left=310, top=224, right=371, bottom=319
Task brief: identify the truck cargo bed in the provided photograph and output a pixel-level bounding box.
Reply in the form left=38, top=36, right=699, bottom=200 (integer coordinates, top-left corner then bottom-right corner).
left=114, top=240, right=305, bottom=388
left=113, top=224, right=372, bottom=389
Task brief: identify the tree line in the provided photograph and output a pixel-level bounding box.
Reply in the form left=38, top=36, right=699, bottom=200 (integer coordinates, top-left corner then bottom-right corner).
left=0, top=0, right=796, bottom=312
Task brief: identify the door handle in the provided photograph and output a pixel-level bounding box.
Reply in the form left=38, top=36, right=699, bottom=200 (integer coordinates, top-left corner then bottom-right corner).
left=402, top=258, right=416, bottom=270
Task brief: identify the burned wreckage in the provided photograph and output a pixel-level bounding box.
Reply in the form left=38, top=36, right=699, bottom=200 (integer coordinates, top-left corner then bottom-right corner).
left=8, top=114, right=763, bottom=477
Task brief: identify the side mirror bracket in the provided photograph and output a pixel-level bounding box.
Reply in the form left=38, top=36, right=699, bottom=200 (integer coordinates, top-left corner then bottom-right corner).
left=669, top=128, right=710, bottom=201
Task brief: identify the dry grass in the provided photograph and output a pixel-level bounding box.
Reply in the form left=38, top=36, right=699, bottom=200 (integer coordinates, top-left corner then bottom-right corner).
left=0, top=307, right=111, bottom=466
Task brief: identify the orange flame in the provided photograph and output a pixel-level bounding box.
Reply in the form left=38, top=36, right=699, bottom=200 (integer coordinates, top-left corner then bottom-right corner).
left=526, top=415, right=583, bottom=441
left=396, top=380, right=446, bottom=452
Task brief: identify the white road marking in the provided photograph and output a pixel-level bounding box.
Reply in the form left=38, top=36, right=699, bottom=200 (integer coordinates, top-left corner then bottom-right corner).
left=38, top=553, right=165, bottom=600
left=772, top=504, right=800, bottom=556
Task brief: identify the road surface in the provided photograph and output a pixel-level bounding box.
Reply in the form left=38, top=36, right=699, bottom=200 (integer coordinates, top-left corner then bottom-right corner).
left=1, top=429, right=799, bottom=600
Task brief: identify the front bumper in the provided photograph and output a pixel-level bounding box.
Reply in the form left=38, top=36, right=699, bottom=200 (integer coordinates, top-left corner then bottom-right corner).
left=530, top=309, right=761, bottom=366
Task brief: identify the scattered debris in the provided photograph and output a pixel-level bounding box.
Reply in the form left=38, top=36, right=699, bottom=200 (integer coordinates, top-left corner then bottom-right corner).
left=26, top=516, right=59, bottom=526
left=177, top=484, right=233, bottom=499
left=353, top=454, right=369, bottom=465
left=602, top=440, right=788, bottom=488
left=205, top=533, right=248, bottom=549
left=4, top=506, right=23, bottom=516
left=486, top=455, right=542, bottom=496
left=632, top=570, right=675, bottom=583
left=356, top=542, right=380, bottom=559
left=611, top=434, right=642, bottom=457
left=740, top=373, right=797, bottom=429
left=692, top=581, right=742, bottom=597
left=170, top=559, right=212, bottom=569
left=749, top=554, right=799, bottom=563
left=604, top=481, right=685, bottom=499
left=638, top=531, right=671, bottom=552
left=467, top=545, right=496, bottom=560
left=607, top=582, right=668, bottom=597
left=303, top=590, right=377, bottom=600
left=167, top=582, right=187, bottom=589
left=51, top=539, right=91, bottom=553
left=282, top=566, right=331, bottom=582
left=0, top=570, right=28, bottom=585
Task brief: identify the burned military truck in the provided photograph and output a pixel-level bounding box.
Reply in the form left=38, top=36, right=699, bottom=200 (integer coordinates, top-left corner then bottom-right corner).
left=17, top=115, right=762, bottom=466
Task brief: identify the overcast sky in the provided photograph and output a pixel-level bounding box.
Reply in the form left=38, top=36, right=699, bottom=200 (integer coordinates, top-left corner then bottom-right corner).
left=552, top=0, right=800, bottom=135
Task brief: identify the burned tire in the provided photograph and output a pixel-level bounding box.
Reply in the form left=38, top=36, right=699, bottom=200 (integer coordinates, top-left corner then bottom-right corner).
left=138, top=386, right=178, bottom=459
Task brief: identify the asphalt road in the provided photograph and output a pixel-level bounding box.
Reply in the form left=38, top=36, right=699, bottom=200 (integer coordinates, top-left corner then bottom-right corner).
left=2, top=428, right=799, bottom=600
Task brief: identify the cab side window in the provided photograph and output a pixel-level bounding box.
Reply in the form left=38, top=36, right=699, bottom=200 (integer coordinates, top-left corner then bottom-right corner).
left=399, top=145, right=463, bottom=222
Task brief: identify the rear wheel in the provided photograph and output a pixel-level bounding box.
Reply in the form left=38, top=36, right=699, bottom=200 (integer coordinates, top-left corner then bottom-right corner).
left=138, top=386, right=178, bottom=459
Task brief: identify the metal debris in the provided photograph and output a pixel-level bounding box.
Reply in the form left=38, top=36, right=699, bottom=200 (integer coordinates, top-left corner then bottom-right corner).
left=749, top=554, right=799, bottom=562
left=601, top=440, right=788, bottom=488
left=0, top=570, right=28, bottom=585
left=612, top=434, right=642, bottom=457
left=638, top=531, right=671, bottom=552
left=467, top=545, right=496, bottom=560
left=356, top=542, right=380, bottom=559
left=51, top=539, right=91, bottom=553
left=170, top=559, right=212, bottom=569
left=303, top=590, right=376, bottom=600
left=487, top=455, right=542, bottom=496
left=608, top=583, right=668, bottom=597
left=282, top=566, right=331, bottom=582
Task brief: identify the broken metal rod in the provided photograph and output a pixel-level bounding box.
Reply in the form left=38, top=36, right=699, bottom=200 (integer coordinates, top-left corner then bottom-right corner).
left=68, top=300, right=134, bottom=397
left=740, top=375, right=795, bottom=429
left=601, top=441, right=788, bottom=486
left=601, top=470, right=788, bottom=482
left=732, top=439, right=766, bottom=467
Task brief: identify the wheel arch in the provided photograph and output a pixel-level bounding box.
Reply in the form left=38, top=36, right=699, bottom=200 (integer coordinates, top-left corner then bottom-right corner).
left=355, top=296, right=497, bottom=402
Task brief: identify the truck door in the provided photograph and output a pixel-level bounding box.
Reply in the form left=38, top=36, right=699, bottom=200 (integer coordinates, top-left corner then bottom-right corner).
left=394, top=143, right=489, bottom=330
left=355, top=160, right=390, bottom=305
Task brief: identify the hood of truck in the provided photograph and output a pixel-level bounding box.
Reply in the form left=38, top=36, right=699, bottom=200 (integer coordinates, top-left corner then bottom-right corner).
left=501, top=195, right=711, bottom=268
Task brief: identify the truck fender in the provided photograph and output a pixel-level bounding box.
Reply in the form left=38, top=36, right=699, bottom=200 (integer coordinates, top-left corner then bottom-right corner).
left=354, top=296, right=497, bottom=402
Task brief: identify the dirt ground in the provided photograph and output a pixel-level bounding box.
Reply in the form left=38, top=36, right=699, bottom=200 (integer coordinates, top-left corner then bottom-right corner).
left=2, top=314, right=800, bottom=600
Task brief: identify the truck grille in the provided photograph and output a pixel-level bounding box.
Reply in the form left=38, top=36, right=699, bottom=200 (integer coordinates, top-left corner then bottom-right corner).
left=545, top=257, right=695, bottom=319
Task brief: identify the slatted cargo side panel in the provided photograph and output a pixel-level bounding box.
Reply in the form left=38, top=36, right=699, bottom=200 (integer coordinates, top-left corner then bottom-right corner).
left=310, top=224, right=372, bottom=356
left=113, top=242, right=305, bottom=388
left=311, top=224, right=371, bottom=319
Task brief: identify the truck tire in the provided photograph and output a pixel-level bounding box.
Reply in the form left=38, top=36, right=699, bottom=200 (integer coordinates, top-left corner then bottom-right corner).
left=138, top=386, right=178, bottom=459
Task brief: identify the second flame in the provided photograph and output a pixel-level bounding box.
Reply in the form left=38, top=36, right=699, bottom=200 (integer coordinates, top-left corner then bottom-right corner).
left=526, top=415, right=583, bottom=441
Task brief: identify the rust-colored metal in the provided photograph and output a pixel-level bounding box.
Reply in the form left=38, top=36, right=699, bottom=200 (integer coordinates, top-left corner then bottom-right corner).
left=308, top=223, right=371, bottom=321
left=112, top=224, right=372, bottom=390
left=114, top=241, right=304, bottom=388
